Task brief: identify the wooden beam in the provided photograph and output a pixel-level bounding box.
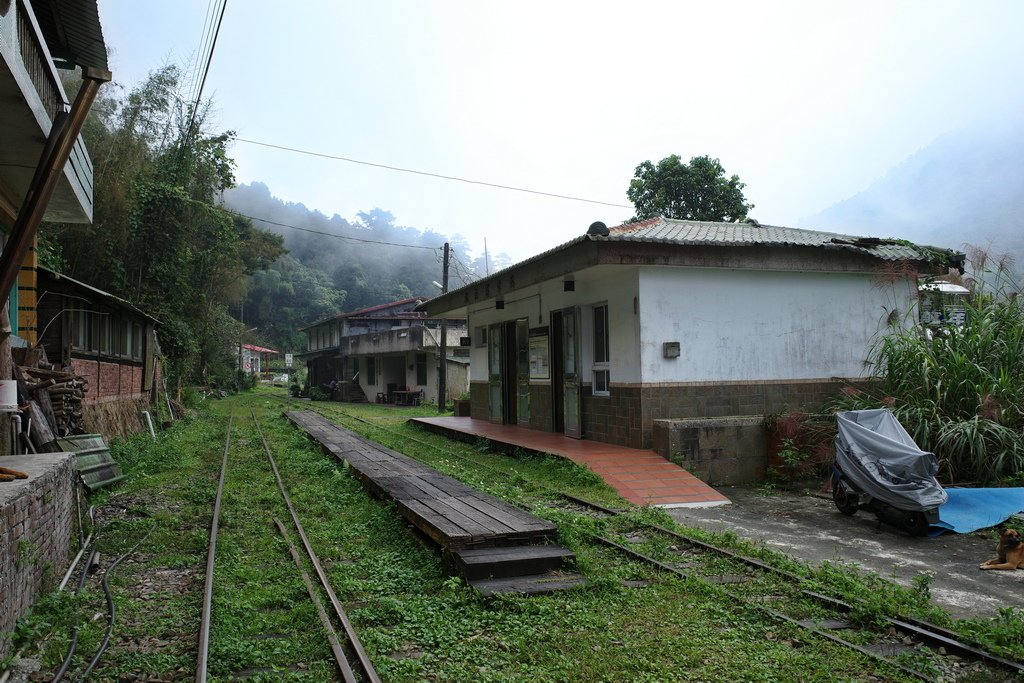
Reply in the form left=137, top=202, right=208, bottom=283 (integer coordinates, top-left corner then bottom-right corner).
left=0, top=176, right=20, bottom=227
left=0, top=66, right=111, bottom=306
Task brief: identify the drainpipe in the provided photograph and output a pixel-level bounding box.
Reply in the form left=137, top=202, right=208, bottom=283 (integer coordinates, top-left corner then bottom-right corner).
left=10, top=413, right=20, bottom=455
left=0, top=67, right=112, bottom=306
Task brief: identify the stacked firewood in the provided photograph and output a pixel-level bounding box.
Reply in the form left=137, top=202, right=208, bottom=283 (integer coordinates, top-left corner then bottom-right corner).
left=11, top=348, right=89, bottom=448
left=23, top=367, right=87, bottom=435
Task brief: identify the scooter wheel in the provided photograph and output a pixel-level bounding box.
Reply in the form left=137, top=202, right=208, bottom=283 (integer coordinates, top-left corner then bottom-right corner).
left=906, top=512, right=931, bottom=536
left=832, top=484, right=859, bottom=516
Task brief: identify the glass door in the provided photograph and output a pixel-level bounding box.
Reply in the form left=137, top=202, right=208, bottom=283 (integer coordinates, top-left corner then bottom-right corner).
left=562, top=307, right=582, bottom=438
left=487, top=323, right=502, bottom=421
left=516, top=319, right=530, bottom=425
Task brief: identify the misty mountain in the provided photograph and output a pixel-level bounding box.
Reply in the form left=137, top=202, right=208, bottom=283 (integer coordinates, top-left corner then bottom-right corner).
left=223, top=182, right=507, bottom=352
left=802, top=117, right=1024, bottom=263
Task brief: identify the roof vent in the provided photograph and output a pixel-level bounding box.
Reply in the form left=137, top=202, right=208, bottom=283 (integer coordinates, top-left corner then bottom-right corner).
left=587, top=221, right=609, bottom=237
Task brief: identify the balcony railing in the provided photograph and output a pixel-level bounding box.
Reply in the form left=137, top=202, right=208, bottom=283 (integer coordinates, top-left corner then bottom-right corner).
left=16, top=0, right=65, bottom=121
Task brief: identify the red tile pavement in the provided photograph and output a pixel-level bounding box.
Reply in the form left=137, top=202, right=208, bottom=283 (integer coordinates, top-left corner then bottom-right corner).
left=410, top=416, right=729, bottom=508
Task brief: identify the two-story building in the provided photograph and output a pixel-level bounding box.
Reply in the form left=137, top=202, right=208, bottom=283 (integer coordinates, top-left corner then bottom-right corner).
left=298, top=297, right=469, bottom=404
left=1, top=0, right=109, bottom=345
left=1, top=0, right=110, bottom=658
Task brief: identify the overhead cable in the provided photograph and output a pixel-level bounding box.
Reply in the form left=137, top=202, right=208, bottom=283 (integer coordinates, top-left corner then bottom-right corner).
left=183, top=0, right=228, bottom=142
left=229, top=210, right=439, bottom=250
left=233, top=137, right=632, bottom=209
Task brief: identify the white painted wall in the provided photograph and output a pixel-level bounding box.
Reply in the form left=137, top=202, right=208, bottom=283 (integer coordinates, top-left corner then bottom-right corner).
left=637, top=267, right=915, bottom=382
left=466, top=266, right=641, bottom=383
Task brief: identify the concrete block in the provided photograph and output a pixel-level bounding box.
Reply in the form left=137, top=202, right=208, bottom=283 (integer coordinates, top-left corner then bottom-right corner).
left=653, top=416, right=768, bottom=485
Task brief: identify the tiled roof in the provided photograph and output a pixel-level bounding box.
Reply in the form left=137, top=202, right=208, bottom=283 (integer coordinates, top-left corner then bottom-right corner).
left=600, top=217, right=946, bottom=262
left=416, top=216, right=964, bottom=317
left=299, top=297, right=428, bottom=331
left=242, top=344, right=278, bottom=354
left=343, top=297, right=426, bottom=318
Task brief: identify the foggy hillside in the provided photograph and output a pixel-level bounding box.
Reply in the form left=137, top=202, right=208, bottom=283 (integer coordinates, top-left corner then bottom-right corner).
left=222, top=182, right=507, bottom=351
left=802, top=116, right=1024, bottom=263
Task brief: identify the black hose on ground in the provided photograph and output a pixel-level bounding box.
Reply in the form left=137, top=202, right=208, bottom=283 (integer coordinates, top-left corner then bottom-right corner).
left=80, top=521, right=157, bottom=679
left=50, top=547, right=97, bottom=683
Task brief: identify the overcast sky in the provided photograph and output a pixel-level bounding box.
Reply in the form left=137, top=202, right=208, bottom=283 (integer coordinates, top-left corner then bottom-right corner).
left=96, top=1, right=1024, bottom=262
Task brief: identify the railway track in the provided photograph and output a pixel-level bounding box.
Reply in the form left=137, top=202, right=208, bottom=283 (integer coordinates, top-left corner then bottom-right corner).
left=196, top=409, right=380, bottom=683
left=279, top=395, right=1024, bottom=682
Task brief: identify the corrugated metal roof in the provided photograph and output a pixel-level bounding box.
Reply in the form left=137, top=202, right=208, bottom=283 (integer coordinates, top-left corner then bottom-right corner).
left=416, top=216, right=965, bottom=317
left=600, top=217, right=948, bottom=262
left=32, top=0, right=108, bottom=70
left=38, top=267, right=159, bottom=323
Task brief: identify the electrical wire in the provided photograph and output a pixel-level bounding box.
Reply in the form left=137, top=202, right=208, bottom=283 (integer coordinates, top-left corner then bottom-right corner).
left=183, top=0, right=228, bottom=143
left=229, top=210, right=440, bottom=250
left=50, top=549, right=97, bottom=683
left=80, top=522, right=158, bottom=678
left=233, top=137, right=632, bottom=209
left=187, top=0, right=218, bottom=107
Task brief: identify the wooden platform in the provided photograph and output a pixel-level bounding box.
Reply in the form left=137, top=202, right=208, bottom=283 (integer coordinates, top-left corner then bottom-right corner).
left=287, top=411, right=583, bottom=593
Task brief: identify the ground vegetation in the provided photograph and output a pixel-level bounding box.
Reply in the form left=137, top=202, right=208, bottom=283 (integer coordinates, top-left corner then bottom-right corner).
left=8, top=390, right=1022, bottom=681
left=834, top=251, right=1024, bottom=484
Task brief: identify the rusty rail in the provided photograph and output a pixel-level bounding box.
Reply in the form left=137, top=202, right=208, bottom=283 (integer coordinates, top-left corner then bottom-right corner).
left=277, top=395, right=1024, bottom=679
left=250, top=408, right=381, bottom=683
left=195, top=413, right=232, bottom=683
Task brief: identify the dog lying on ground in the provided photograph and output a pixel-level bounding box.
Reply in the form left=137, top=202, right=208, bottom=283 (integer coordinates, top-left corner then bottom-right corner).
left=979, top=528, right=1024, bottom=570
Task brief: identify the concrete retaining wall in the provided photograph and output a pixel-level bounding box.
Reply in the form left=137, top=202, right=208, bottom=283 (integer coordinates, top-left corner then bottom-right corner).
left=652, top=416, right=767, bottom=485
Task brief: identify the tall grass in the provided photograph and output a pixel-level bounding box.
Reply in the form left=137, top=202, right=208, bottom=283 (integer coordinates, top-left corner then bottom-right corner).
left=837, top=255, right=1024, bottom=484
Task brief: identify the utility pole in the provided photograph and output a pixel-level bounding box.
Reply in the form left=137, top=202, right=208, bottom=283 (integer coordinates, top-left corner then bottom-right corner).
left=437, top=243, right=449, bottom=412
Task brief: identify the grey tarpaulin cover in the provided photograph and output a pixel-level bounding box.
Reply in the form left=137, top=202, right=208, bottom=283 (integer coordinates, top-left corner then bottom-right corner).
left=834, top=409, right=948, bottom=511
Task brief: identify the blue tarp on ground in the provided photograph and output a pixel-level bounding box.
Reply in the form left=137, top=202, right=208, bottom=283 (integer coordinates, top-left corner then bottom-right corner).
left=933, top=488, right=1024, bottom=534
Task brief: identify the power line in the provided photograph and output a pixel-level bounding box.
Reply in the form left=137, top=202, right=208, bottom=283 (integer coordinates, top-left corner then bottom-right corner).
left=188, top=0, right=219, bottom=106
left=233, top=137, right=633, bottom=209
left=184, top=0, right=228, bottom=142
left=229, top=210, right=439, bottom=250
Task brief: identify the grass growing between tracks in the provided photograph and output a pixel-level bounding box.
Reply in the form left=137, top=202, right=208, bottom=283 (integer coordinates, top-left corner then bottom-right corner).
left=8, top=389, right=1019, bottom=681
left=292, top=393, right=1024, bottom=669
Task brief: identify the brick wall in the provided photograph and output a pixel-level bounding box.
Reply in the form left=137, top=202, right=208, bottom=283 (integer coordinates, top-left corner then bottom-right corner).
left=639, top=379, right=871, bottom=449
left=582, top=385, right=643, bottom=448
left=527, top=384, right=552, bottom=433
left=470, top=381, right=488, bottom=420
left=472, top=377, right=866, bottom=452
left=70, top=358, right=145, bottom=404
left=0, top=453, right=76, bottom=657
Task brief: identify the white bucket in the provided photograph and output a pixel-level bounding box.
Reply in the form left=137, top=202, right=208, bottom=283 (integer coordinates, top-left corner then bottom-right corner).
left=0, top=379, right=17, bottom=411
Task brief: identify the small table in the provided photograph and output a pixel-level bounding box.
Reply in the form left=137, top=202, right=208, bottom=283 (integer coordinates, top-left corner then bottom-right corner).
left=391, top=390, right=422, bottom=406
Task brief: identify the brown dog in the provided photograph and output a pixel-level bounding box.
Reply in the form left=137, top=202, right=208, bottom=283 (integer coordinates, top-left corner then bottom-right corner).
left=979, top=528, right=1024, bottom=570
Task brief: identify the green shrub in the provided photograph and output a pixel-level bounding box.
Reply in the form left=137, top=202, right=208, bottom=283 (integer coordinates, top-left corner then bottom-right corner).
left=834, top=255, right=1024, bottom=484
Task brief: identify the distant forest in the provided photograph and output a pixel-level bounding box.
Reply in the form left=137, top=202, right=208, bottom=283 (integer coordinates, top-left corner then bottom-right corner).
left=223, top=182, right=511, bottom=353
left=37, top=66, right=510, bottom=386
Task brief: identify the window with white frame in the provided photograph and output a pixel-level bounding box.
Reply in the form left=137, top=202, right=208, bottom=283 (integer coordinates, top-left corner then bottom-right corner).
left=592, top=303, right=610, bottom=396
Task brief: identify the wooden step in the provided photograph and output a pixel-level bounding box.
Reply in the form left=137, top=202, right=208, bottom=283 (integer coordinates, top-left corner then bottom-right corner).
left=452, top=545, right=575, bottom=580
left=469, top=571, right=586, bottom=596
